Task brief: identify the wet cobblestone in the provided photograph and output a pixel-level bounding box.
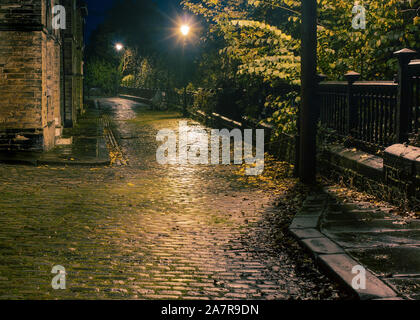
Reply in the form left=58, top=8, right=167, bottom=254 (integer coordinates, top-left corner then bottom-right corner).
left=0, top=98, right=347, bottom=300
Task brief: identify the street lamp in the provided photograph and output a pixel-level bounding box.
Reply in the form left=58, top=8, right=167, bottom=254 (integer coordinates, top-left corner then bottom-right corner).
left=180, top=25, right=190, bottom=116
left=180, top=25, right=190, bottom=36
left=114, top=43, right=124, bottom=95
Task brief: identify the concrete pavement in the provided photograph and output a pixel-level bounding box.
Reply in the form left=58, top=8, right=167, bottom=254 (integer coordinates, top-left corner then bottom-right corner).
left=0, top=102, right=110, bottom=167
left=290, top=186, right=420, bottom=300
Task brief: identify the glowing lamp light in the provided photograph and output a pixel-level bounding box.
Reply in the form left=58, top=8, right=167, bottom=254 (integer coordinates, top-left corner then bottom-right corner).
left=115, top=43, right=124, bottom=51
left=180, top=25, right=190, bottom=36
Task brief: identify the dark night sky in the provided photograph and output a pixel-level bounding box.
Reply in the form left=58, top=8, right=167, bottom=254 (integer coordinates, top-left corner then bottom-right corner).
left=84, top=0, right=182, bottom=41
left=84, top=0, right=115, bottom=39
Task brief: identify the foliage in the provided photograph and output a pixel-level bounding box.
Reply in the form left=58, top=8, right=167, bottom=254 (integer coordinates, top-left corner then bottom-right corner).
left=183, top=0, right=301, bottom=85
left=86, top=0, right=420, bottom=134
left=182, top=0, right=420, bottom=134
left=265, top=91, right=300, bottom=134
left=121, top=74, right=135, bottom=87
left=121, top=48, right=173, bottom=88
left=85, top=58, right=122, bottom=95
left=182, top=0, right=301, bottom=132
left=316, top=0, right=420, bottom=79
left=86, top=0, right=186, bottom=93
left=193, top=88, right=217, bottom=115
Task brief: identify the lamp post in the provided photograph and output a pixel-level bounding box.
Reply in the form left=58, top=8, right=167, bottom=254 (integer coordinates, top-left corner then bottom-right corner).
left=114, top=43, right=124, bottom=95
left=298, top=0, right=318, bottom=184
left=180, top=24, right=190, bottom=116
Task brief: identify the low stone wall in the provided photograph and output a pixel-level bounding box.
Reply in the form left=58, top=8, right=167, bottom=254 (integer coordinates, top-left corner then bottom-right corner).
left=119, top=87, right=157, bottom=100
left=318, top=143, right=420, bottom=207
left=189, top=109, right=296, bottom=165
left=384, top=144, right=420, bottom=206
left=318, top=145, right=388, bottom=201
left=0, top=128, right=44, bottom=152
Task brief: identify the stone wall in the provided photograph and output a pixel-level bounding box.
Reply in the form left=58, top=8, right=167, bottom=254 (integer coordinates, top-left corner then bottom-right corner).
left=41, top=30, right=62, bottom=150
left=0, top=31, right=45, bottom=150
left=0, top=0, right=86, bottom=151
left=0, top=1, right=43, bottom=28
left=318, top=143, right=420, bottom=208
left=383, top=144, right=420, bottom=206
left=0, top=32, right=42, bottom=128
left=317, top=145, right=388, bottom=199
left=189, top=109, right=297, bottom=166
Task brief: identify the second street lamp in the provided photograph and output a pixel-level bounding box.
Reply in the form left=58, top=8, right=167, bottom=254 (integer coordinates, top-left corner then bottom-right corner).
left=114, top=43, right=124, bottom=95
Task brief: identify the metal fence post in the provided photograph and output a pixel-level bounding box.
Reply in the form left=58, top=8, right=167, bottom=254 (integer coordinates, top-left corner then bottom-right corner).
left=183, top=86, right=187, bottom=116
left=316, top=74, right=327, bottom=119
left=344, top=71, right=361, bottom=136
left=394, top=48, right=417, bottom=143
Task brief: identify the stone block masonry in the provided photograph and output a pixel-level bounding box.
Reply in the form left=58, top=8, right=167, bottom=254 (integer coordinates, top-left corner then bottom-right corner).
left=384, top=144, right=420, bottom=205
left=0, top=0, right=87, bottom=152
left=317, top=143, right=420, bottom=207
left=0, top=1, right=43, bottom=28
left=0, top=30, right=44, bottom=150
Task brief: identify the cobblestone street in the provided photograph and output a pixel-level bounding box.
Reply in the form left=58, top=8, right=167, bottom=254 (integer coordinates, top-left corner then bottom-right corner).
left=0, top=98, right=346, bottom=300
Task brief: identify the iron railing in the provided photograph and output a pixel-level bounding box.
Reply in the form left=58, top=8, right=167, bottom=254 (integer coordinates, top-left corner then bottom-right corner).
left=318, top=48, right=420, bottom=150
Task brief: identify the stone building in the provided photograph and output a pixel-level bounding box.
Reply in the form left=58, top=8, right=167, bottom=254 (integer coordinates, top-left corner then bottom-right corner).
left=0, top=0, right=87, bottom=152
left=63, top=0, right=86, bottom=128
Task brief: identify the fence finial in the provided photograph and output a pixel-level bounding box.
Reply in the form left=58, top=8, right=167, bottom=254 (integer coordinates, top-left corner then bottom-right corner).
left=394, top=49, right=417, bottom=143
left=316, top=74, right=327, bottom=83
left=394, top=48, right=417, bottom=63
left=408, top=59, right=420, bottom=75
left=344, top=71, right=361, bottom=84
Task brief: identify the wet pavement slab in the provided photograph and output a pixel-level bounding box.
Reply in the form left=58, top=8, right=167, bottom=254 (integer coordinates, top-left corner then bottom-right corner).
left=318, top=254, right=397, bottom=300
left=324, top=230, right=420, bottom=248
left=348, top=247, right=420, bottom=277
left=319, top=193, right=420, bottom=299
left=321, top=219, right=420, bottom=233
left=37, top=137, right=109, bottom=166
left=0, top=103, right=110, bottom=167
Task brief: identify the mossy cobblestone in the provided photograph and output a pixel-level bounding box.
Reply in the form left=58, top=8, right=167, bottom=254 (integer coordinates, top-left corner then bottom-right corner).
left=0, top=98, right=345, bottom=300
